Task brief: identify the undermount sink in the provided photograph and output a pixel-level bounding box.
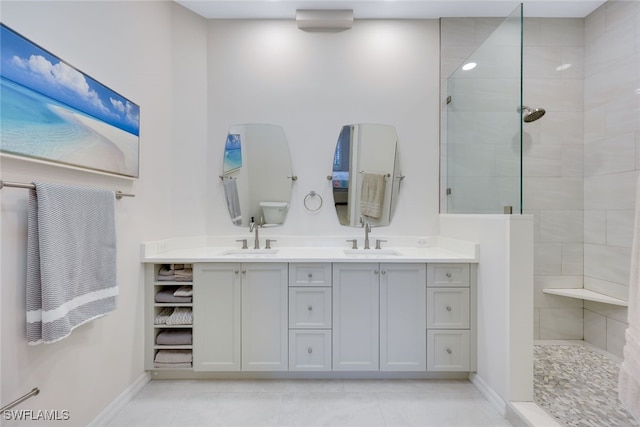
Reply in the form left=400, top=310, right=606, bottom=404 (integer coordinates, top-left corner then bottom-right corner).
left=221, top=249, right=280, bottom=257
left=342, top=249, right=401, bottom=257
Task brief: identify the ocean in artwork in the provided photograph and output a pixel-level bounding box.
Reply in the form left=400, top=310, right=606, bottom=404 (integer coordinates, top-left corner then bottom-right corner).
left=223, top=133, right=242, bottom=173
left=1, top=77, right=139, bottom=177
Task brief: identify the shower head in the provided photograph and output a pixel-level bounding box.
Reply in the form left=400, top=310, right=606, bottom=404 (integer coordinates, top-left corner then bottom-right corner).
left=518, top=105, right=546, bottom=123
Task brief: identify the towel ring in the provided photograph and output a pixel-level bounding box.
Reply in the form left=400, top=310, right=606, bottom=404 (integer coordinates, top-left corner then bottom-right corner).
left=304, top=191, right=323, bottom=212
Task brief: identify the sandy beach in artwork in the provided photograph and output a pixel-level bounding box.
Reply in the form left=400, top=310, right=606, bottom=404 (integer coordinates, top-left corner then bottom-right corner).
left=48, top=105, right=139, bottom=177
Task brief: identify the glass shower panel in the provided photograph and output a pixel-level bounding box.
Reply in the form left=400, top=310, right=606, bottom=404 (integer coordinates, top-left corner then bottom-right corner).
left=445, top=5, right=523, bottom=214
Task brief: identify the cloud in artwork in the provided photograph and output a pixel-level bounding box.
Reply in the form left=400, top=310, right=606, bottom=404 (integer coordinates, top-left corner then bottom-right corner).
left=110, top=97, right=138, bottom=126
left=12, top=54, right=111, bottom=116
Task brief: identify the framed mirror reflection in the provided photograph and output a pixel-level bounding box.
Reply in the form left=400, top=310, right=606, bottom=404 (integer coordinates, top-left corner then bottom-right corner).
left=221, top=124, right=294, bottom=228
left=331, top=123, right=402, bottom=227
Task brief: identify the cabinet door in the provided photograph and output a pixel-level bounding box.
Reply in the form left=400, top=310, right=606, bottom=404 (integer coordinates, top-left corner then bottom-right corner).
left=380, top=263, right=427, bottom=371
left=242, top=263, right=288, bottom=371
left=332, top=263, right=379, bottom=371
left=193, top=263, right=241, bottom=371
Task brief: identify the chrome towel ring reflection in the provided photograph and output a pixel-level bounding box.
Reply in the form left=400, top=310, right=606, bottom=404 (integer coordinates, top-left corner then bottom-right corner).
left=304, top=191, right=323, bottom=212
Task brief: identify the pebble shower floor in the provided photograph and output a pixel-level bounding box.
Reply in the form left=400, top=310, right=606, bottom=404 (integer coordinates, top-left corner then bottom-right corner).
left=534, top=343, right=638, bottom=427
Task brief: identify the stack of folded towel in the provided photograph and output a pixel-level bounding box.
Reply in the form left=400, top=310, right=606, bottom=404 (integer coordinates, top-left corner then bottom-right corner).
left=156, top=329, right=192, bottom=346
left=154, top=349, right=192, bottom=369
left=155, top=286, right=193, bottom=303
left=153, top=307, right=193, bottom=325
left=156, top=264, right=193, bottom=282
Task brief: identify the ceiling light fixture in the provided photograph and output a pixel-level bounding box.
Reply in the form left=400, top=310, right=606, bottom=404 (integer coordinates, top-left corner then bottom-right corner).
left=462, top=62, right=476, bottom=71
left=296, top=9, right=353, bottom=31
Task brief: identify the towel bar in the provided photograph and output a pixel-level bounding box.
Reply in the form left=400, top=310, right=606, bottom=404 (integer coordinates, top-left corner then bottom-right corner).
left=0, top=387, right=40, bottom=412
left=0, top=180, right=135, bottom=200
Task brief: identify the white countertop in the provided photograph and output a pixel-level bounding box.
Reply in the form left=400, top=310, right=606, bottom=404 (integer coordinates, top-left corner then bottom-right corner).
left=141, top=235, right=478, bottom=263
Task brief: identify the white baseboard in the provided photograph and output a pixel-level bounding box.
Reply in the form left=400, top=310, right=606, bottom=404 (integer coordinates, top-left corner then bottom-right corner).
left=469, top=373, right=507, bottom=418
left=87, top=372, right=150, bottom=427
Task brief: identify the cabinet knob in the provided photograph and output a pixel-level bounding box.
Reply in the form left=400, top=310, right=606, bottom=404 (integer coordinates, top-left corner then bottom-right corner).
left=381, top=270, right=386, bottom=275
left=308, top=273, right=313, bottom=278
left=446, top=306, right=452, bottom=312
left=446, top=348, right=452, bottom=355
left=374, top=270, right=379, bottom=275
left=241, top=270, right=246, bottom=274
left=234, top=270, right=239, bottom=274
left=308, top=347, right=313, bottom=354
left=446, top=272, right=452, bottom=278
left=308, top=305, right=313, bottom=311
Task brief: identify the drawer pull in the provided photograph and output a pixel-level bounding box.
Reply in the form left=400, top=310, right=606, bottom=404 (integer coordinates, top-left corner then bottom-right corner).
left=308, top=347, right=313, bottom=354
left=308, top=305, right=313, bottom=311
left=446, top=347, right=452, bottom=355
left=308, top=273, right=313, bottom=278
left=446, top=306, right=452, bottom=312
left=446, top=272, right=452, bottom=278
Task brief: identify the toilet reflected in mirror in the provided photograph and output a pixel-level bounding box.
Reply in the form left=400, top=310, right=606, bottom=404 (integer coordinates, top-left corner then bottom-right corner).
left=331, top=124, right=402, bottom=227
left=221, top=124, right=294, bottom=227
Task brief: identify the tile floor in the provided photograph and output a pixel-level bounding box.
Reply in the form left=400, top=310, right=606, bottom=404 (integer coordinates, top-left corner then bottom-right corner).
left=106, top=379, right=512, bottom=426
left=534, top=341, right=639, bottom=427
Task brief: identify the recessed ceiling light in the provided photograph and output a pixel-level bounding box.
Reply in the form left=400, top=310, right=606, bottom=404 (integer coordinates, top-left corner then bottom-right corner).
left=556, top=63, right=572, bottom=71
left=462, top=62, right=476, bottom=71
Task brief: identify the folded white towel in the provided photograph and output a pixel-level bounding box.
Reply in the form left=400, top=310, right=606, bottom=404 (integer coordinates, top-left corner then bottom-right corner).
left=154, top=349, right=192, bottom=364
left=154, top=307, right=174, bottom=325
left=166, top=307, right=192, bottom=325
left=173, top=286, right=193, bottom=297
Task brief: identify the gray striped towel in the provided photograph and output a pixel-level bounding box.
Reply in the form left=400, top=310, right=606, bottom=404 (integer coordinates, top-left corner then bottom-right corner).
left=26, top=182, right=118, bottom=344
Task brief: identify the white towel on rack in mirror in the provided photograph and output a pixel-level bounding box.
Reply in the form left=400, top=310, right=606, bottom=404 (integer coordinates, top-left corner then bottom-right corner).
left=26, top=182, right=118, bottom=344
left=619, top=174, right=640, bottom=422
left=360, top=173, right=386, bottom=219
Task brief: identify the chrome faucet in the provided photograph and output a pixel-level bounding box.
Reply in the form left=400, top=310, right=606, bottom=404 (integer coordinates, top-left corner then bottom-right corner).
left=363, top=221, right=372, bottom=249
left=249, top=217, right=262, bottom=249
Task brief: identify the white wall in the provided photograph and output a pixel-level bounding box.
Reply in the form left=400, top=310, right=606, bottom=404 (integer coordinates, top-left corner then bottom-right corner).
left=440, top=214, right=534, bottom=411
left=0, top=2, right=208, bottom=425
left=205, top=19, right=441, bottom=238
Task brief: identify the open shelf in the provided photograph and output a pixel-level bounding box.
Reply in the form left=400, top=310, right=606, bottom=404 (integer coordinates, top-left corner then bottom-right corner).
left=543, top=288, right=627, bottom=307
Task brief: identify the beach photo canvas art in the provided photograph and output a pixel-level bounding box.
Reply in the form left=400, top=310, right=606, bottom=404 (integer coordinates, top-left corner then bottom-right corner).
left=0, top=24, right=140, bottom=178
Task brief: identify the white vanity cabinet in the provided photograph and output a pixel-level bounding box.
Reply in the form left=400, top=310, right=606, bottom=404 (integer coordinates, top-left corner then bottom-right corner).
left=191, top=263, right=288, bottom=372
left=332, top=263, right=426, bottom=372
left=146, top=258, right=475, bottom=377
left=426, top=263, right=472, bottom=371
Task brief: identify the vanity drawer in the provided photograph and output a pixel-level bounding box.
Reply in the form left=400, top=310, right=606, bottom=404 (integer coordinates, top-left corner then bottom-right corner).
left=427, top=264, right=470, bottom=287
left=427, top=288, right=470, bottom=329
left=289, top=263, right=332, bottom=287
left=289, top=287, right=332, bottom=329
left=427, top=330, right=470, bottom=371
left=289, top=330, right=332, bottom=371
